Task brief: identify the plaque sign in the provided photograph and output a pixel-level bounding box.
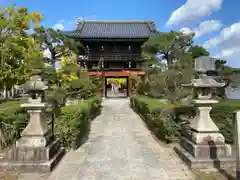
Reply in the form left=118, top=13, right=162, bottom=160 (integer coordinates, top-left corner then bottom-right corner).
left=195, top=56, right=216, bottom=72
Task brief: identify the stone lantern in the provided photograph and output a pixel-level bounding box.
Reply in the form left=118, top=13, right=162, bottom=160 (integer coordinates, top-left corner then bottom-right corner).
left=0, top=69, right=64, bottom=172
left=17, top=69, right=50, bottom=148
left=182, top=76, right=225, bottom=133
left=175, top=56, right=234, bottom=168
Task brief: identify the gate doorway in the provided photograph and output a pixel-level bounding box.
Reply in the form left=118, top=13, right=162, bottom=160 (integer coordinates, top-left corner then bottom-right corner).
left=105, top=77, right=128, bottom=98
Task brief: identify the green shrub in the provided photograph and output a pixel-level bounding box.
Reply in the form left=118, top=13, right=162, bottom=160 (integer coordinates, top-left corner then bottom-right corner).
left=132, top=96, right=240, bottom=144
left=0, top=100, right=27, bottom=148
left=131, top=95, right=180, bottom=143
left=0, top=97, right=102, bottom=150
left=174, top=100, right=240, bottom=144
left=211, top=101, right=240, bottom=144
left=54, top=96, right=101, bottom=149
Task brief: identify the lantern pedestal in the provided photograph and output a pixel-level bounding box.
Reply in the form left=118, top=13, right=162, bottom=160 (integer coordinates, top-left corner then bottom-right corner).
left=0, top=102, right=64, bottom=172
left=175, top=99, right=234, bottom=169
left=16, top=103, right=51, bottom=148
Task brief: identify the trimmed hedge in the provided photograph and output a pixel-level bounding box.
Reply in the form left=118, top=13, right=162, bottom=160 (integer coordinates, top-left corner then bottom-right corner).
left=174, top=100, right=240, bottom=144
left=54, top=96, right=101, bottom=149
left=0, top=97, right=101, bottom=150
left=131, top=95, right=181, bottom=143
left=131, top=95, right=240, bottom=144
left=0, top=100, right=27, bottom=148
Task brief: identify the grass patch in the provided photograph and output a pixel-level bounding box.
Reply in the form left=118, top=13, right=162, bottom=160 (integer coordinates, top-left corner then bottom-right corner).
left=134, top=95, right=165, bottom=109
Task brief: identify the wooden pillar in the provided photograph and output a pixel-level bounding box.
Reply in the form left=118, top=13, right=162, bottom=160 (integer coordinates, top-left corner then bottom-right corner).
left=102, top=77, right=106, bottom=98
left=128, top=76, right=132, bottom=97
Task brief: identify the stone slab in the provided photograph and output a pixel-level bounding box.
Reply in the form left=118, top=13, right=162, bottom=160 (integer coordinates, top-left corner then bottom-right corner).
left=180, top=137, right=232, bottom=159
left=4, top=139, right=60, bottom=162
left=0, top=148, right=65, bottom=173
left=187, top=132, right=226, bottom=144
left=174, top=144, right=235, bottom=169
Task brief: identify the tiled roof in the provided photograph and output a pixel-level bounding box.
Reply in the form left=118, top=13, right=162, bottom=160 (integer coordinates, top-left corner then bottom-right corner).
left=64, top=20, right=157, bottom=39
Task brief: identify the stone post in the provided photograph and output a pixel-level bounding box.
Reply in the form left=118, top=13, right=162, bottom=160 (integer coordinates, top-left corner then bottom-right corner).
left=235, top=111, right=240, bottom=179
left=3, top=87, right=6, bottom=98
left=190, top=99, right=220, bottom=132
left=0, top=70, right=64, bottom=172
left=16, top=102, right=50, bottom=148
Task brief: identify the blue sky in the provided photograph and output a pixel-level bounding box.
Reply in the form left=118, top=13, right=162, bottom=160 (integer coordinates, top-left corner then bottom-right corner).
left=1, top=0, right=240, bottom=67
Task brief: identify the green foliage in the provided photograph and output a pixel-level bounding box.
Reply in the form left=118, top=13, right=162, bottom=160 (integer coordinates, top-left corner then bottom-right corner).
left=174, top=100, right=240, bottom=144
left=54, top=96, right=101, bottom=149
left=211, top=101, right=240, bottom=144
left=0, top=100, right=27, bottom=148
left=33, top=21, right=85, bottom=108
left=142, top=31, right=194, bottom=68
left=90, top=76, right=104, bottom=96
left=0, top=96, right=101, bottom=150
left=130, top=95, right=181, bottom=143
left=132, top=95, right=240, bottom=144
left=137, top=67, right=193, bottom=101
left=189, top=45, right=209, bottom=59
left=69, top=78, right=96, bottom=99
left=140, top=31, right=195, bottom=102
left=45, top=87, right=67, bottom=107
left=0, top=5, right=44, bottom=89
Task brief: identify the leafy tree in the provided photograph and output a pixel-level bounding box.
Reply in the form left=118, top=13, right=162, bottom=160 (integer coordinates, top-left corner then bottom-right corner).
left=142, top=31, right=194, bottom=69
left=189, top=45, right=209, bottom=59
left=140, top=31, right=195, bottom=102
left=30, top=24, right=83, bottom=106
left=34, top=27, right=80, bottom=69
left=0, top=5, right=44, bottom=93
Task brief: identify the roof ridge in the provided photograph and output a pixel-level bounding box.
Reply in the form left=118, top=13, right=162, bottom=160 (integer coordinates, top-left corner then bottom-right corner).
left=71, top=20, right=157, bottom=39
left=146, top=21, right=158, bottom=37
left=147, top=21, right=155, bottom=32
left=79, top=20, right=155, bottom=24
left=76, top=20, right=85, bottom=32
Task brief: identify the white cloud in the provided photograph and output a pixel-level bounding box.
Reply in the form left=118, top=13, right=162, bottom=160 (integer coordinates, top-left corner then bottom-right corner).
left=52, top=19, right=77, bottom=31
left=180, top=27, right=193, bottom=35
left=53, top=23, right=64, bottom=31
left=181, top=20, right=222, bottom=38
left=214, top=48, right=240, bottom=66
left=204, top=23, right=240, bottom=67
left=221, top=49, right=236, bottom=57
left=52, top=15, right=97, bottom=31
left=166, top=0, right=223, bottom=26
left=216, top=47, right=240, bottom=58
left=203, top=22, right=240, bottom=49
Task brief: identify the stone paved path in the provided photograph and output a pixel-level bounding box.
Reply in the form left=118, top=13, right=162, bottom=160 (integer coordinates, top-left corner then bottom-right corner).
left=47, top=99, right=195, bottom=180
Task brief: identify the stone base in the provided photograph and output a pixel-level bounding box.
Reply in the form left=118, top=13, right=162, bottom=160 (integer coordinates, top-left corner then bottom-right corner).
left=174, top=145, right=235, bottom=169
left=180, top=137, right=232, bottom=159
left=0, top=139, right=65, bottom=172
